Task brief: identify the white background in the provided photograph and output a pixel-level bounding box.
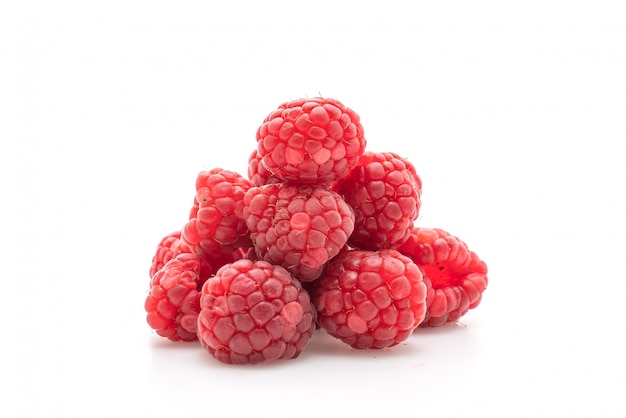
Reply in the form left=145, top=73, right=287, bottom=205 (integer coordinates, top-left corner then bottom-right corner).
left=5, top=1, right=626, bottom=417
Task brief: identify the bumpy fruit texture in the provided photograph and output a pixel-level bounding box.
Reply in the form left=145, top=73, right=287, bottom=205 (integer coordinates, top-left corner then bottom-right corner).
left=149, top=230, right=191, bottom=278
left=256, top=97, right=366, bottom=185
left=241, top=183, right=355, bottom=282
left=182, top=168, right=253, bottom=256
left=333, top=151, right=422, bottom=251
left=313, top=249, right=427, bottom=349
left=197, top=259, right=317, bottom=364
left=146, top=96, right=490, bottom=363
left=145, top=253, right=218, bottom=341
left=398, top=227, right=488, bottom=327
left=247, top=149, right=282, bottom=187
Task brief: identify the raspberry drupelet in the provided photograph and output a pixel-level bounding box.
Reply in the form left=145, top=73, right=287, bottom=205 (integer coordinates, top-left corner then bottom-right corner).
left=398, top=227, right=488, bottom=327
left=333, top=151, right=422, bottom=251
left=181, top=168, right=253, bottom=256
left=197, top=259, right=317, bottom=364
left=256, top=97, right=367, bottom=185
left=241, top=182, right=355, bottom=282
left=313, top=249, right=427, bottom=349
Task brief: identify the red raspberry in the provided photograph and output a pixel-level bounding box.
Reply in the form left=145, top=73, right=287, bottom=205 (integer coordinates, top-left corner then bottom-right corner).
left=256, top=97, right=366, bottom=185
left=241, top=183, right=355, bottom=282
left=145, top=253, right=217, bottom=341
left=181, top=168, right=253, bottom=256
left=149, top=230, right=191, bottom=278
left=312, top=249, right=427, bottom=349
left=236, top=246, right=330, bottom=287
left=333, top=151, right=422, bottom=251
left=398, top=227, right=488, bottom=327
left=247, top=149, right=281, bottom=187
left=197, top=259, right=317, bottom=364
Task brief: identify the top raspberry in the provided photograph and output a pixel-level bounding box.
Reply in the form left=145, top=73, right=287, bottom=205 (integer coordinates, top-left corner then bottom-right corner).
left=256, top=97, right=366, bottom=185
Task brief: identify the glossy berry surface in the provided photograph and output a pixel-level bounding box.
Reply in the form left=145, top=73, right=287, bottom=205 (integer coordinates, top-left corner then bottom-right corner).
left=256, top=97, right=366, bottom=185
left=333, top=151, right=422, bottom=251
left=197, top=259, right=316, bottom=364
left=182, top=168, right=253, bottom=256
left=247, top=149, right=281, bottom=187
left=144, top=97, right=490, bottom=365
left=149, top=230, right=191, bottom=278
left=398, top=227, right=488, bottom=327
left=313, top=249, right=427, bottom=349
left=145, top=253, right=217, bottom=341
left=241, top=182, right=355, bottom=282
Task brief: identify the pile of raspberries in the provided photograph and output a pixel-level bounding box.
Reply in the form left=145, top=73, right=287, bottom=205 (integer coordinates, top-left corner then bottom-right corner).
left=145, top=97, right=488, bottom=365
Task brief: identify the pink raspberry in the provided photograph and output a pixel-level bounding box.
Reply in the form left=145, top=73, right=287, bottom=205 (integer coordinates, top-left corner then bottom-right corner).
left=181, top=168, right=253, bottom=256
left=145, top=253, right=217, bottom=341
left=398, top=227, right=488, bottom=327
left=241, top=183, right=355, bottom=282
left=247, top=149, right=282, bottom=187
left=197, top=259, right=317, bottom=364
left=149, top=230, right=191, bottom=278
left=312, top=249, right=427, bottom=349
left=333, top=151, right=422, bottom=251
left=256, top=97, right=366, bottom=185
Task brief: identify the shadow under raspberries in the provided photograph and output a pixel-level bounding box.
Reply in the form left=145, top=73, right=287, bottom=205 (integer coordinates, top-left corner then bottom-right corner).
left=148, top=334, right=203, bottom=351
left=298, top=329, right=423, bottom=360
left=413, top=321, right=470, bottom=336
left=147, top=323, right=473, bottom=367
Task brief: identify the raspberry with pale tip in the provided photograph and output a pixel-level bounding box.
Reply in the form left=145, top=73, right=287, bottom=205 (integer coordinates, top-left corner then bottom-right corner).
left=398, top=227, right=488, bottom=327
left=197, top=259, right=317, bottom=364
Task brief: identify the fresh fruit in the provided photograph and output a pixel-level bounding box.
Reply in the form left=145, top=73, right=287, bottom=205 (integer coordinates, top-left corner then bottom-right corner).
left=247, top=149, right=281, bottom=187
left=144, top=96, right=490, bottom=365
left=312, top=249, right=427, bottom=349
left=145, top=253, right=217, bottom=341
left=256, top=97, right=366, bottom=185
left=197, top=259, right=317, bottom=364
left=149, top=230, right=191, bottom=278
left=241, top=182, right=355, bottom=282
left=333, top=151, right=422, bottom=251
left=181, top=168, right=253, bottom=256
left=398, top=227, right=488, bottom=327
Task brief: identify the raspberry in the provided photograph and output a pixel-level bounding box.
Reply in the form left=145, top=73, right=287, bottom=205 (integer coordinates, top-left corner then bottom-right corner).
left=181, top=168, right=253, bottom=256
left=197, top=259, right=317, bottom=364
left=256, top=97, right=366, bottom=184
left=145, top=253, right=218, bottom=341
left=333, top=151, right=422, bottom=251
left=149, top=230, right=191, bottom=278
left=238, top=239, right=327, bottom=283
left=398, top=227, right=488, bottom=327
left=247, top=149, right=281, bottom=187
left=312, top=249, right=427, bottom=349
left=241, top=183, right=355, bottom=282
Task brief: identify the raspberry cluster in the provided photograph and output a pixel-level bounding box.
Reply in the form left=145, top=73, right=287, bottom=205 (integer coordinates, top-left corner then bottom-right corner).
left=144, top=96, right=489, bottom=364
